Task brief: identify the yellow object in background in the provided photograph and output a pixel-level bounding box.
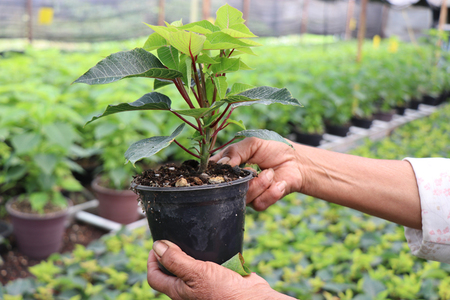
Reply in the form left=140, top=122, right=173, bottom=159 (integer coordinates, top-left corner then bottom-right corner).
left=38, top=7, right=54, bottom=25
left=388, top=38, right=399, bottom=53
left=349, top=18, right=357, bottom=31
left=373, top=35, right=381, bottom=49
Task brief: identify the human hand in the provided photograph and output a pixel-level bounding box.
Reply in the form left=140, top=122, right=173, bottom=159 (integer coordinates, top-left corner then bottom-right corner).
left=147, top=240, right=293, bottom=300
left=211, top=138, right=303, bottom=211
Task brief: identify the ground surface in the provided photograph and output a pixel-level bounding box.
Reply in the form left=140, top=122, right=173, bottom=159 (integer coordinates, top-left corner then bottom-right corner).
left=0, top=221, right=107, bottom=285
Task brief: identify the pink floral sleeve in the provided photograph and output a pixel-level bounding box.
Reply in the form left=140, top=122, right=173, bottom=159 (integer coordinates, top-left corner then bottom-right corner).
left=404, top=157, right=450, bottom=263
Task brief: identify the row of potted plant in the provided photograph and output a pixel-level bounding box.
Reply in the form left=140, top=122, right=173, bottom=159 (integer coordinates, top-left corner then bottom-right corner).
left=3, top=103, right=450, bottom=299
left=1, top=23, right=449, bottom=259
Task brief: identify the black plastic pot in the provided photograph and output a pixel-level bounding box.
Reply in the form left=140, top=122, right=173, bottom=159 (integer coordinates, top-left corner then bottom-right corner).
left=394, top=106, right=406, bottom=116
left=133, top=171, right=253, bottom=275
left=325, top=123, right=351, bottom=137
left=422, top=95, right=440, bottom=106
left=294, top=132, right=323, bottom=147
left=373, top=111, right=395, bottom=122
left=409, top=99, right=421, bottom=110
left=351, top=117, right=373, bottom=129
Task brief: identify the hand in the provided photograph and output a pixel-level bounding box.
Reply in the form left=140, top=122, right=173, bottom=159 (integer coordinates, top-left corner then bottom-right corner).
left=211, top=138, right=304, bottom=211
left=147, top=240, right=293, bottom=300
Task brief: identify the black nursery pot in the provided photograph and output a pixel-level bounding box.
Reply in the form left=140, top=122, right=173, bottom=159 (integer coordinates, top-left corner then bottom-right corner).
left=134, top=170, right=253, bottom=275
left=351, top=117, right=373, bottom=129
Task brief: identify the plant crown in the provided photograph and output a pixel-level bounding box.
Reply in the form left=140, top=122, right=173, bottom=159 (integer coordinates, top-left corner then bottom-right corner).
left=74, top=4, right=301, bottom=173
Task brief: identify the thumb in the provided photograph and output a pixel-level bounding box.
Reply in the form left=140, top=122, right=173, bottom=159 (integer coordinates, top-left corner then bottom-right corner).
left=153, top=240, right=201, bottom=280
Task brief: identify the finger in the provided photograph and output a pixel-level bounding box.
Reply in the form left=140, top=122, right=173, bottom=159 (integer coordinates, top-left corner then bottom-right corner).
left=147, top=249, right=180, bottom=298
left=246, top=169, right=275, bottom=204
left=154, top=240, right=205, bottom=282
left=211, top=138, right=263, bottom=167
left=251, top=181, right=287, bottom=211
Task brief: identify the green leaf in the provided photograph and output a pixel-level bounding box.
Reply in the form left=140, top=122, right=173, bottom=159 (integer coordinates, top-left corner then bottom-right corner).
left=74, top=48, right=182, bottom=85
left=222, top=24, right=257, bottom=38
left=143, top=32, right=167, bottom=51
left=215, top=4, right=245, bottom=30
left=154, top=79, right=173, bottom=90
left=125, top=124, right=185, bottom=164
left=225, top=86, right=302, bottom=107
left=197, top=53, right=219, bottom=65
left=168, top=31, right=206, bottom=57
left=29, top=192, right=49, bottom=213
left=178, top=20, right=220, bottom=34
left=34, top=154, right=57, bottom=175
left=362, top=275, right=386, bottom=297
left=235, top=129, right=293, bottom=148
left=157, top=46, right=179, bottom=70
left=221, top=253, right=251, bottom=276
left=228, top=83, right=254, bottom=96
left=211, top=57, right=241, bottom=75
left=214, top=76, right=228, bottom=100
left=86, top=92, right=172, bottom=125
left=43, top=123, right=77, bottom=150
left=226, top=119, right=246, bottom=130
left=11, top=133, right=41, bottom=155
left=203, top=32, right=255, bottom=50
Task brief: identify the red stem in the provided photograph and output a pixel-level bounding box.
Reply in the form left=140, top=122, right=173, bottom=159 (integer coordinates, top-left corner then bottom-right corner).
left=210, top=137, right=239, bottom=155
left=210, top=104, right=231, bottom=129
left=174, top=139, right=200, bottom=159
left=174, top=78, right=195, bottom=109
left=171, top=111, right=200, bottom=131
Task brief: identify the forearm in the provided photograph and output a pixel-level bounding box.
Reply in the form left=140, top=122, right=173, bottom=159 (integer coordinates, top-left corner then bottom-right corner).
left=295, top=144, right=422, bottom=229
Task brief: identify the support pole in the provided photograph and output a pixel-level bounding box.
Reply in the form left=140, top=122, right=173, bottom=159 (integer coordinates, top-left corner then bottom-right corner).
left=356, top=0, right=368, bottom=63
left=300, top=0, right=310, bottom=35
left=243, top=0, right=250, bottom=24
left=344, top=0, right=355, bottom=40
left=203, top=0, right=211, bottom=20
left=158, top=0, right=165, bottom=26
left=190, top=0, right=199, bottom=22
left=438, top=0, right=448, bottom=47
left=27, top=0, right=33, bottom=44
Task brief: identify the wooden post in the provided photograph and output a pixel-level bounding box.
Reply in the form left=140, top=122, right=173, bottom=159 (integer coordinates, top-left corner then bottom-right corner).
left=202, top=0, right=211, bottom=20
left=27, top=0, right=33, bottom=44
left=438, top=0, right=448, bottom=47
left=243, top=0, right=250, bottom=24
left=158, top=0, right=165, bottom=26
left=344, top=0, right=355, bottom=40
left=356, top=0, right=368, bottom=63
left=190, top=0, right=199, bottom=22
left=300, top=0, right=310, bottom=35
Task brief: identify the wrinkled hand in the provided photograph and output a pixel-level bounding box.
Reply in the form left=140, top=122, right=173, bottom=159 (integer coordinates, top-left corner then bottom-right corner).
left=147, top=240, right=292, bottom=300
left=211, top=138, right=303, bottom=211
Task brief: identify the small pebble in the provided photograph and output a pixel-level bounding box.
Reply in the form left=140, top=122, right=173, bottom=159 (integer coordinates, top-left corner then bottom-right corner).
left=209, top=176, right=225, bottom=184
left=175, top=178, right=190, bottom=187
left=199, top=173, right=210, bottom=182
left=193, top=177, right=203, bottom=185
left=168, top=167, right=175, bottom=171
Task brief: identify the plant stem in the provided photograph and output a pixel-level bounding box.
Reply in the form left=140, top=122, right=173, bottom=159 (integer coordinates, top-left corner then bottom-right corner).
left=174, top=78, right=195, bottom=109
left=210, top=137, right=238, bottom=155
left=174, top=139, right=200, bottom=159
left=171, top=111, right=200, bottom=131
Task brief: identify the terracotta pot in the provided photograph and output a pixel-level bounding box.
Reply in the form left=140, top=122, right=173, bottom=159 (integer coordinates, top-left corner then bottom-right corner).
left=6, top=198, right=71, bottom=259
left=91, top=177, right=139, bottom=224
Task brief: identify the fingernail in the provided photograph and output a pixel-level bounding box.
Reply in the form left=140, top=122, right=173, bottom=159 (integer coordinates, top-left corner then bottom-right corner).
left=276, top=181, right=287, bottom=193
left=153, top=240, right=169, bottom=257
left=217, top=157, right=231, bottom=165
left=265, top=169, right=274, bottom=182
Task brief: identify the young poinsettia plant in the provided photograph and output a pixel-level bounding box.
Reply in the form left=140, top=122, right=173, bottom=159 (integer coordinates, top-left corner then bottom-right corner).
left=75, top=4, right=301, bottom=173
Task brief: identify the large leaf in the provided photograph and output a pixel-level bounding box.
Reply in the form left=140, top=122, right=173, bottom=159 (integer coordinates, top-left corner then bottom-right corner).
left=211, top=57, right=241, bottom=75
left=125, top=124, right=185, bottom=164
left=222, top=24, right=257, bottom=38
left=143, top=32, right=167, bottom=51
left=235, top=129, right=293, bottom=148
left=157, top=46, right=179, bottom=70
left=225, top=86, right=302, bottom=108
left=74, top=48, right=182, bottom=85
left=86, top=92, right=172, bottom=125
left=165, top=30, right=206, bottom=57
left=178, top=20, right=220, bottom=34
left=215, top=4, right=245, bottom=30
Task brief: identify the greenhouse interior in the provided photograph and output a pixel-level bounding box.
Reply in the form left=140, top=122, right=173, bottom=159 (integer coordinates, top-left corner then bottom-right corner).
left=1, top=0, right=450, bottom=299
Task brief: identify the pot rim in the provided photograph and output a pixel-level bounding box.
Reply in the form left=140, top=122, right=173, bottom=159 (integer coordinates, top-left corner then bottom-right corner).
left=91, top=176, right=136, bottom=195
left=6, top=197, right=72, bottom=220
left=132, top=169, right=253, bottom=192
